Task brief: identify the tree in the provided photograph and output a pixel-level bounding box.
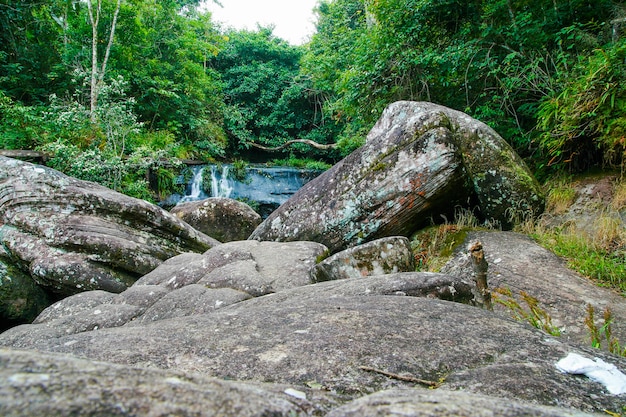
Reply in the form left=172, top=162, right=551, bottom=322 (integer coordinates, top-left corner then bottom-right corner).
left=86, top=0, right=122, bottom=121
left=212, top=27, right=337, bottom=158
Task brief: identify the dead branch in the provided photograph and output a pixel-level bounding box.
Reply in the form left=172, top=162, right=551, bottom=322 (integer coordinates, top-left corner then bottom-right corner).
left=469, top=240, right=493, bottom=311
left=248, top=139, right=339, bottom=152
left=359, top=366, right=440, bottom=387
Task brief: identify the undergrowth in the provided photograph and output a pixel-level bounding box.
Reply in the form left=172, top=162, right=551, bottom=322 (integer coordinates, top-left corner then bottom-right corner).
left=410, top=208, right=481, bottom=271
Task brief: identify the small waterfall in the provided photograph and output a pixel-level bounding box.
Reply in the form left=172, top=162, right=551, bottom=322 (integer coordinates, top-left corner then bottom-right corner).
left=179, top=167, right=205, bottom=203
left=165, top=163, right=322, bottom=217
left=210, top=165, right=233, bottom=198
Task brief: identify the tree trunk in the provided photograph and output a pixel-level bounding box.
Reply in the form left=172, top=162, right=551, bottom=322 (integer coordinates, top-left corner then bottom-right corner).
left=86, top=0, right=122, bottom=122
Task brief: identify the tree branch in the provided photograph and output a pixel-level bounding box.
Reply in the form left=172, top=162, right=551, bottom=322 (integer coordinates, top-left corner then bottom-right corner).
left=248, top=139, right=339, bottom=152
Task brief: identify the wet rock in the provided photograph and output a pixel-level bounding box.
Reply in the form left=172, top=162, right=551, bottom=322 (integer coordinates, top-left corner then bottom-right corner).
left=0, top=258, right=49, bottom=330
left=310, top=236, right=415, bottom=282
left=171, top=197, right=262, bottom=242
left=250, top=101, right=544, bottom=252
left=0, top=156, right=219, bottom=302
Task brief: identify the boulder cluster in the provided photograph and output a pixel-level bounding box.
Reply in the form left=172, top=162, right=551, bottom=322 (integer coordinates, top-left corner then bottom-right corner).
left=1, top=102, right=624, bottom=416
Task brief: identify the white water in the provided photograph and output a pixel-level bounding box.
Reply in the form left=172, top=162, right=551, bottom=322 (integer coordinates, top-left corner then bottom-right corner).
left=210, top=165, right=233, bottom=198
left=179, top=167, right=205, bottom=203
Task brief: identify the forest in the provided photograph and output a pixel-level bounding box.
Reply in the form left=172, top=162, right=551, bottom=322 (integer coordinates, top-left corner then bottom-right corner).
left=1, top=0, right=625, bottom=201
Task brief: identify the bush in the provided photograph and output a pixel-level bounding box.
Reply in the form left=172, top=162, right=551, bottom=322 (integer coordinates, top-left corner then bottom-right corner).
left=537, top=38, right=626, bottom=172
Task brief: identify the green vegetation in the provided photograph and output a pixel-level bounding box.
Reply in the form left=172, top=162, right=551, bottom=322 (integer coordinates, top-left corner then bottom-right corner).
left=2, top=0, right=625, bottom=199
left=493, top=288, right=561, bottom=337
left=3, top=2, right=626, bottom=289
left=586, top=304, right=626, bottom=356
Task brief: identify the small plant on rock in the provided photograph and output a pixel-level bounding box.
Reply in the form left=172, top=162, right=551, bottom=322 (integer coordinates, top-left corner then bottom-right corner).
left=493, top=288, right=561, bottom=337
left=585, top=304, right=626, bottom=357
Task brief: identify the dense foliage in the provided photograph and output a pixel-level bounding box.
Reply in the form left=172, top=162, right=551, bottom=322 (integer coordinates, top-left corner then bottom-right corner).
left=1, top=0, right=625, bottom=200
left=303, top=0, right=625, bottom=175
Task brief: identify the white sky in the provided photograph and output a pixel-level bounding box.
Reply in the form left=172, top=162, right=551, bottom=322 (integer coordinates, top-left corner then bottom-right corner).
left=202, top=0, right=320, bottom=45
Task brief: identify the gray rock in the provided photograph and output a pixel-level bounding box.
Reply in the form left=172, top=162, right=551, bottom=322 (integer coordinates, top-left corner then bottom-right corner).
left=0, top=348, right=327, bottom=417
left=250, top=101, right=544, bottom=252
left=171, top=197, right=262, bottom=242
left=2, top=286, right=623, bottom=413
left=111, top=284, right=169, bottom=309
left=311, top=236, right=415, bottom=282
left=0, top=156, right=219, bottom=301
left=198, top=240, right=327, bottom=296
left=134, top=252, right=213, bottom=288
left=0, top=258, right=49, bottom=328
left=33, top=290, right=117, bottom=324
left=326, top=388, right=602, bottom=417
left=132, top=284, right=251, bottom=323
left=440, top=230, right=626, bottom=346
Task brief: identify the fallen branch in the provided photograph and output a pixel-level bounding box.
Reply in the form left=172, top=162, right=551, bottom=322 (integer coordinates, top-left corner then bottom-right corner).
left=248, top=139, right=338, bottom=152
left=359, top=366, right=440, bottom=387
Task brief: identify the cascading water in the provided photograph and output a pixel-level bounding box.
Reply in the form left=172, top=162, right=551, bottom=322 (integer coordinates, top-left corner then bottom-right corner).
left=165, top=164, right=321, bottom=218
left=210, top=165, right=233, bottom=198
left=179, top=166, right=205, bottom=203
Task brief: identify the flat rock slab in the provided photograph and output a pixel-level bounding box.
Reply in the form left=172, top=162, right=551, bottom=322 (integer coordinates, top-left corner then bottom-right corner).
left=2, top=285, right=624, bottom=413
left=0, top=348, right=329, bottom=417
left=440, top=231, right=626, bottom=346
left=326, top=388, right=601, bottom=417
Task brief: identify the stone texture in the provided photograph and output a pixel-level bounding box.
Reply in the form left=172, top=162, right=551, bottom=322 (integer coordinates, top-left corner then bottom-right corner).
left=325, top=388, right=602, bottom=417
left=0, top=258, right=49, bottom=330
left=0, top=348, right=327, bottom=417
left=440, top=230, right=626, bottom=347
left=197, top=240, right=328, bottom=296
left=171, top=197, right=262, bottom=242
left=0, top=156, right=219, bottom=303
left=310, top=236, right=415, bottom=282
left=2, top=285, right=623, bottom=413
left=250, top=101, right=544, bottom=252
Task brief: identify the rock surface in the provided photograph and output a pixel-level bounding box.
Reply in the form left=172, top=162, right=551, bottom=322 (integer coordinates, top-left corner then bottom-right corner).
left=0, top=348, right=330, bottom=417
left=0, top=156, right=220, bottom=325
left=2, top=235, right=625, bottom=415
left=310, top=236, right=415, bottom=282
left=250, top=101, right=544, bottom=252
left=0, top=258, right=49, bottom=327
left=170, top=197, right=262, bottom=242
left=441, top=230, right=626, bottom=346
left=325, top=388, right=600, bottom=417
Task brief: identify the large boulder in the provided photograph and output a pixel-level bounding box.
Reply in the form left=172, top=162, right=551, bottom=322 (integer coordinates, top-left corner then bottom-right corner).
left=0, top=348, right=330, bottom=417
left=250, top=101, right=544, bottom=253
left=170, top=197, right=262, bottom=242
left=2, top=286, right=623, bottom=414
left=310, top=236, right=416, bottom=282
left=2, top=250, right=625, bottom=415
left=0, top=157, right=219, bottom=309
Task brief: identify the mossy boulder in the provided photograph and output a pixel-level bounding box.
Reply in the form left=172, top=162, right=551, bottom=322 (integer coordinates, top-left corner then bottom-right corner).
left=0, top=156, right=219, bottom=302
left=250, top=101, right=544, bottom=253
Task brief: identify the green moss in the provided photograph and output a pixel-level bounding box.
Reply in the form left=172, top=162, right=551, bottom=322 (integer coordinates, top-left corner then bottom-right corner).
left=372, top=161, right=388, bottom=172
left=315, top=249, right=331, bottom=264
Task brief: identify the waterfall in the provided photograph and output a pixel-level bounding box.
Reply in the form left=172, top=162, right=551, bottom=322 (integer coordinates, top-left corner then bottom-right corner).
left=179, top=167, right=205, bottom=203
left=166, top=163, right=322, bottom=217
left=210, top=165, right=234, bottom=198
